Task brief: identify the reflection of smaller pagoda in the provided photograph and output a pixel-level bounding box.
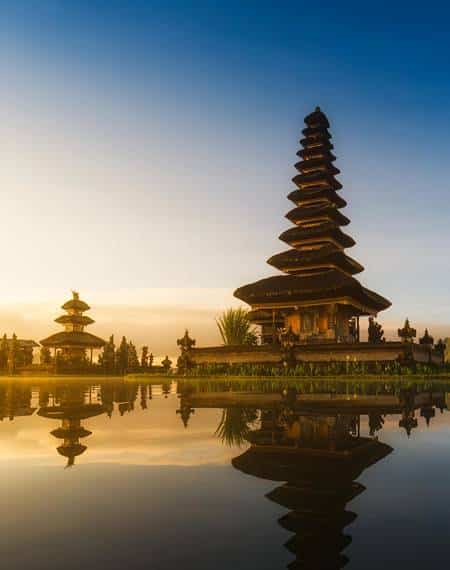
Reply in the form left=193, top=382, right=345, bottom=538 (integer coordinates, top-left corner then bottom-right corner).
left=38, top=386, right=106, bottom=467
left=50, top=418, right=92, bottom=467
left=40, top=291, right=105, bottom=365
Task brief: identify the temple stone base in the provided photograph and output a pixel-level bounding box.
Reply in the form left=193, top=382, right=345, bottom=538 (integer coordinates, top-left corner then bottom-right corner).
left=189, top=342, right=443, bottom=366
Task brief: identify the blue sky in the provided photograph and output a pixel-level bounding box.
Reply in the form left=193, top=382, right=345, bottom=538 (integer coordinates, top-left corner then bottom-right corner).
left=1, top=0, right=450, bottom=348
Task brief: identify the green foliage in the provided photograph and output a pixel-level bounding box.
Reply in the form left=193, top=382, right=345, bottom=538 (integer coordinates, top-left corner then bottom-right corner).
left=161, top=356, right=172, bottom=373
left=216, top=308, right=258, bottom=346
left=116, top=336, right=129, bottom=374
left=184, top=358, right=448, bottom=379
left=127, top=341, right=139, bottom=371
left=8, top=333, right=18, bottom=375
left=141, top=346, right=149, bottom=368
left=40, top=346, right=52, bottom=366
left=215, top=407, right=258, bottom=447
left=0, top=334, right=8, bottom=370
left=99, top=335, right=116, bottom=373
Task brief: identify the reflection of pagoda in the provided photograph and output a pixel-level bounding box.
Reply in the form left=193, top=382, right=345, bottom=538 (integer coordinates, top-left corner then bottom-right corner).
left=38, top=386, right=106, bottom=467
left=232, top=408, right=392, bottom=569
left=40, top=291, right=105, bottom=364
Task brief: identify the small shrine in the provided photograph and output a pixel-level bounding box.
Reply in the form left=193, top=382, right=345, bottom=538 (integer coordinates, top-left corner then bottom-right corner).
left=40, top=291, right=106, bottom=365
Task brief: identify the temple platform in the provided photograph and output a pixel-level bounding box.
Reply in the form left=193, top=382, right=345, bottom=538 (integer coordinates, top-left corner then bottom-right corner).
left=189, top=341, right=443, bottom=366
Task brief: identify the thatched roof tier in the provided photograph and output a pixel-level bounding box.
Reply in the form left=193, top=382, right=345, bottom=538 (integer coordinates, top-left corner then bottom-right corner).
left=279, top=510, right=357, bottom=533
left=304, top=106, right=330, bottom=128
left=297, top=140, right=334, bottom=157
left=40, top=331, right=106, bottom=348
left=62, top=298, right=90, bottom=312
left=267, top=248, right=363, bottom=275
left=55, top=314, right=95, bottom=326
left=287, top=188, right=346, bottom=208
left=234, top=270, right=391, bottom=314
left=294, top=158, right=340, bottom=175
left=286, top=205, right=350, bottom=226
left=232, top=439, right=393, bottom=483
left=38, top=404, right=106, bottom=420
left=57, top=443, right=87, bottom=459
left=301, top=126, right=332, bottom=139
left=292, top=171, right=343, bottom=190
left=279, top=225, right=355, bottom=249
left=300, top=132, right=334, bottom=148
left=297, top=148, right=336, bottom=161
left=51, top=427, right=92, bottom=439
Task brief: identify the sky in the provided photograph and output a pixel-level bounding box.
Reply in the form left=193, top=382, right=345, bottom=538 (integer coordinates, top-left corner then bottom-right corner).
left=1, top=0, right=450, bottom=355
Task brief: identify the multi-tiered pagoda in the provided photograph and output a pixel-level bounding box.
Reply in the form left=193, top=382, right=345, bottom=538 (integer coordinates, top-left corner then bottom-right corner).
left=235, top=107, right=391, bottom=344
left=40, top=291, right=105, bottom=364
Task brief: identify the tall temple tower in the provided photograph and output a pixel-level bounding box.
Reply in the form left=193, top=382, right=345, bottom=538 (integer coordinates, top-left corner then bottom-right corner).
left=234, top=107, right=391, bottom=344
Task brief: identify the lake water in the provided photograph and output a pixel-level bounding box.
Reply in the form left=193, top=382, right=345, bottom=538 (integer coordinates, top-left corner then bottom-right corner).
left=1, top=377, right=449, bottom=569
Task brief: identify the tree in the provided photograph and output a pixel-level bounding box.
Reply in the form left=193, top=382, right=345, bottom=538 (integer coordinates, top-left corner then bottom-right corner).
left=161, top=356, right=172, bottom=373
left=141, top=346, right=149, bottom=369
left=40, top=346, right=52, bottom=366
left=127, top=341, right=139, bottom=371
left=99, top=335, right=116, bottom=373
left=215, top=408, right=258, bottom=447
left=0, top=334, right=8, bottom=370
left=8, top=333, right=18, bottom=375
left=116, top=336, right=129, bottom=374
left=216, top=308, right=258, bottom=346
left=368, top=317, right=385, bottom=343
left=435, top=338, right=446, bottom=357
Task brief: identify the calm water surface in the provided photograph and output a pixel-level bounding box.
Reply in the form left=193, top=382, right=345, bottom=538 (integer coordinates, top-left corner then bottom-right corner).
left=1, top=378, right=449, bottom=569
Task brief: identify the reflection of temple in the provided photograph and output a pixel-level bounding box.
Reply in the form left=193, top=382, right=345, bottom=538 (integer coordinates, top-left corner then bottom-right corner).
left=38, top=385, right=106, bottom=467
left=0, top=384, right=35, bottom=420
left=232, top=408, right=392, bottom=569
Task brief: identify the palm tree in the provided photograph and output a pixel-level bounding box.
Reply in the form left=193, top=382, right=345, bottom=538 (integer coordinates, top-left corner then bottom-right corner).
left=216, top=308, right=258, bottom=346
left=215, top=407, right=258, bottom=447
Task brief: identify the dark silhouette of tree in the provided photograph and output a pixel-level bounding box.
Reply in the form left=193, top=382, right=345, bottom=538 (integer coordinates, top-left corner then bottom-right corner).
left=161, top=355, right=172, bottom=373
left=116, top=336, right=129, bottom=374
left=140, top=346, right=149, bottom=368
left=99, top=335, right=116, bottom=373
left=368, top=317, right=385, bottom=343
left=217, top=308, right=258, bottom=345
left=419, top=329, right=434, bottom=345
left=40, top=346, right=52, bottom=366
left=127, top=341, right=139, bottom=371
left=435, top=339, right=446, bottom=357
left=8, top=334, right=18, bottom=375
left=0, top=334, right=8, bottom=370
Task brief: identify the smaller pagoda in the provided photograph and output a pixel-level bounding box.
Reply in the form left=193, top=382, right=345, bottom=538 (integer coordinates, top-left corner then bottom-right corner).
left=40, top=291, right=105, bottom=365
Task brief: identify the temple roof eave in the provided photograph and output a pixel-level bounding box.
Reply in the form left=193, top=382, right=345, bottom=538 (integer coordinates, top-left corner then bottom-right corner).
left=40, top=331, right=106, bottom=348
left=234, top=272, right=391, bottom=315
